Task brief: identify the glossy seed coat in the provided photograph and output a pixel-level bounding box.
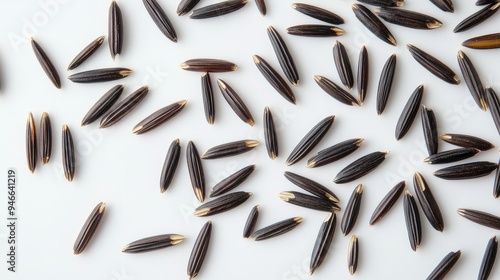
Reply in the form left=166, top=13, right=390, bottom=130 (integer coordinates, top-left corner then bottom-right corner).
left=187, top=221, right=211, bottom=280
left=108, top=0, right=123, bottom=60
left=403, top=191, right=422, bottom=251
left=486, top=87, right=500, bottom=134
left=68, top=68, right=133, bottom=83
left=73, top=202, right=106, bottom=255
left=267, top=26, right=299, bottom=86
left=440, top=133, right=494, bottom=151
left=201, top=73, right=215, bottom=124
left=348, top=235, right=359, bottom=275
left=369, top=181, right=405, bottom=225
left=494, top=158, right=500, bottom=198
left=310, top=213, right=336, bottom=275
left=279, top=191, right=341, bottom=212
left=39, top=112, right=52, bottom=164
left=407, top=44, right=460, bottom=85
left=81, top=85, right=124, bottom=126
left=255, top=0, right=266, bottom=15
left=286, top=24, right=345, bottom=37
left=395, top=85, right=424, bottom=140
left=334, top=151, right=388, bottom=184
left=190, top=0, right=248, bottom=19
left=202, top=140, right=259, bottom=159
left=421, top=105, right=438, bottom=156
left=478, top=236, right=498, bottom=280
left=160, top=139, right=181, bottom=193
left=457, top=209, right=500, bottom=229
left=187, top=141, right=205, bottom=203
left=284, top=171, right=339, bottom=202
left=357, top=46, right=369, bottom=104
left=314, top=75, right=359, bottom=106
left=194, top=191, right=252, bottom=216
left=457, top=50, right=486, bottom=111
left=462, top=33, right=500, bottom=49
left=427, top=251, right=461, bottom=280
left=429, top=0, right=454, bottom=12
left=264, top=107, right=279, bottom=159
left=352, top=4, right=397, bottom=46
left=181, top=59, right=237, bottom=72
left=31, top=38, right=61, bottom=89
left=67, top=36, right=105, bottom=70
left=307, top=138, right=364, bottom=168
left=413, top=172, right=444, bottom=232
left=251, top=217, right=303, bottom=241
left=62, top=125, right=75, bottom=182
left=424, top=148, right=480, bottom=164
left=143, top=0, right=178, bottom=42
left=476, top=0, right=499, bottom=5
left=357, top=0, right=404, bottom=7
left=341, top=184, right=363, bottom=235
left=434, top=161, right=498, bottom=180
left=132, top=100, right=187, bottom=134
left=243, top=205, right=259, bottom=238
left=209, top=165, right=255, bottom=197
left=26, top=112, right=37, bottom=173
left=454, top=3, right=500, bottom=33
left=177, top=0, right=201, bottom=15
left=217, top=79, right=255, bottom=126
left=333, top=40, right=354, bottom=89
left=291, top=3, right=344, bottom=24
left=253, top=55, right=296, bottom=104
left=99, top=86, right=149, bottom=128
left=375, top=7, right=442, bottom=29
left=122, top=234, right=185, bottom=253
left=376, top=54, right=397, bottom=115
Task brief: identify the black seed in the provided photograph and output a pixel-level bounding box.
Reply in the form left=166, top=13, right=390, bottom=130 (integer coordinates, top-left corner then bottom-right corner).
left=187, top=141, right=205, bottom=202
left=477, top=0, right=499, bottom=5
left=181, top=59, right=237, bottom=72
left=486, top=87, right=500, bottom=135
left=421, top=105, right=438, bottom=156
left=31, top=38, right=61, bottom=89
left=427, top=251, right=461, bottom=280
left=108, top=0, right=123, bottom=60
left=202, top=140, right=259, bottom=159
left=286, top=115, right=335, bottom=166
left=286, top=24, right=345, bottom=37
left=201, top=73, right=215, bottom=124
left=429, top=0, right=454, bottom=12
left=376, top=54, right=397, bottom=115
left=310, top=213, right=336, bottom=275
left=395, top=85, right=424, bottom=140
left=434, top=161, right=498, bottom=180
left=307, top=138, right=364, bottom=168
left=424, top=148, right=480, bottom=164
left=39, top=112, right=52, bottom=164
left=255, top=0, right=266, bottom=15
left=357, top=46, right=369, bottom=104
left=250, top=217, right=303, bottom=241
left=217, top=79, right=255, bottom=126
left=454, top=3, right=500, bottom=33
left=243, top=205, right=259, bottom=238
left=194, top=191, right=252, bottom=216
left=122, top=234, right=185, bottom=253
left=403, top=190, right=421, bottom=251
left=177, top=0, right=201, bottom=15
left=160, top=139, right=181, bottom=193
left=333, top=40, right=354, bottom=89
left=462, top=33, right=500, bottom=49
left=264, top=107, right=279, bottom=159
left=341, top=184, right=363, bottom=236
left=279, top=191, right=341, bottom=212
left=267, top=26, right=300, bottom=86
left=253, top=55, right=296, bottom=104
left=494, top=158, right=500, bottom=198
left=81, top=85, right=125, bottom=126
left=143, top=0, right=178, bottom=42
left=73, top=202, right=106, bottom=255
left=478, top=236, right=498, bottom=280
left=334, top=151, right=388, bottom=184
left=26, top=112, right=37, bottom=173
left=68, top=68, right=133, bottom=83
left=352, top=4, right=397, bottom=46
left=457, top=208, right=500, bottom=229
left=99, top=85, right=149, bottom=128
left=314, top=75, right=359, bottom=106
left=369, top=181, right=405, bottom=225
left=357, top=0, right=404, bottom=7
left=283, top=171, right=339, bottom=203
left=187, top=221, right=211, bottom=280
left=347, top=235, right=359, bottom=275
left=440, top=133, right=494, bottom=151
left=67, top=35, right=105, bottom=70
left=413, top=172, right=444, bottom=232
left=62, top=124, right=75, bottom=182
left=209, top=165, right=255, bottom=197
left=407, top=44, right=460, bottom=85
left=375, top=7, right=442, bottom=29
left=291, top=3, right=344, bottom=24
left=457, top=50, right=486, bottom=111
left=190, top=0, right=248, bottom=19
left=132, top=100, right=187, bottom=134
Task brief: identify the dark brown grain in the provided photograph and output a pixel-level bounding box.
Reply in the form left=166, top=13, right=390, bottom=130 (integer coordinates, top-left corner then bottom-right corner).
left=187, top=141, right=205, bottom=203
left=99, top=85, right=149, bottom=128
left=26, top=112, right=37, bottom=173
left=143, top=0, right=178, bottom=42
left=31, top=38, right=61, bottom=89
left=73, top=202, right=106, bottom=255
left=160, top=139, right=181, bottom=193
left=251, top=217, right=303, bottom=241
left=217, top=79, right=255, bottom=126
left=67, top=36, right=105, bottom=70
left=352, top=3, right=397, bottom=46
left=369, top=181, right=405, bottom=225
left=132, top=100, right=187, bottom=134
left=267, top=26, right=299, bottom=86
left=334, top=151, right=388, bottom=183
left=122, top=234, right=185, bottom=253
left=407, top=44, right=460, bottom=85
left=376, top=54, right=397, bottom=115
left=194, top=191, right=252, bottom=216
left=81, top=85, right=124, bottom=126
left=187, top=221, right=211, bottom=280
left=264, top=107, right=279, bottom=159
left=108, top=0, right=123, bottom=60
left=310, top=213, right=336, bottom=275
left=202, top=140, right=259, bottom=159
left=341, top=184, right=363, bottom=235
left=39, top=112, right=52, bottom=164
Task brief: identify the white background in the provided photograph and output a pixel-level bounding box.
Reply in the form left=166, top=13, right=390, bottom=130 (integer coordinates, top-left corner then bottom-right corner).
left=1, top=0, right=500, bottom=279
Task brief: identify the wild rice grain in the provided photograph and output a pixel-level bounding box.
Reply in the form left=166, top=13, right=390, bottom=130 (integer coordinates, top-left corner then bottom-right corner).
left=187, top=141, right=205, bottom=202
left=407, top=44, right=460, bottom=85
left=68, top=68, right=133, bottom=83
left=341, top=184, right=363, bottom=236
left=62, top=124, right=75, bottom=182
left=243, top=205, right=259, bottom=238
left=440, top=133, right=494, bottom=151
left=427, top=251, right=461, bottom=280
left=279, top=191, right=341, bottom=212
left=369, top=181, right=405, bottom=225
left=177, top=0, right=201, bottom=15
left=291, top=3, right=344, bottom=24
left=67, top=36, right=105, bottom=70
left=81, top=85, right=125, bottom=126
left=413, top=172, right=444, bottom=232
left=478, top=236, right=498, bottom=280
left=494, top=158, right=500, bottom=198
left=424, top=148, right=480, bottom=164
left=99, top=85, right=149, bottom=128
left=310, top=213, right=336, bottom=275
left=347, top=235, right=359, bottom=275
left=193, top=191, right=252, bottom=216
left=39, top=112, right=52, bottom=164
left=454, top=3, right=500, bottom=33
left=122, top=234, right=185, bottom=253
left=421, top=105, right=438, bottom=156
left=457, top=50, right=486, bottom=111
left=357, top=0, right=404, bottom=7
left=108, top=0, right=123, bottom=60
left=73, top=202, right=106, bottom=255
left=284, top=171, right=339, bottom=202
left=434, top=161, right=498, bottom=180
left=429, top=0, right=454, bottom=12
left=255, top=0, right=266, bottom=15
left=217, top=79, right=255, bottom=126
left=375, top=7, right=442, bottom=29
left=31, top=38, right=61, bottom=89
left=202, top=140, right=259, bottom=159
left=314, top=75, right=359, bottom=106
left=403, top=190, right=422, bottom=251
left=462, top=33, right=500, bottom=49
left=352, top=3, right=397, bottom=46
left=209, top=165, right=255, bottom=197
left=26, top=112, right=37, bottom=173
left=187, top=221, right=212, bottom=280
left=457, top=208, right=500, bottom=229
left=201, top=73, right=215, bottom=124
left=334, top=151, right=388, bottom=183
left=357, top=46, right=369, bottom=104
left=307, top=138, right=364, bottom=168
left=376, top=54, right=397, bottom=115
left=267, top=26, right=300, bottom=86
left=286, top=24, right=345, bottom=37
left=132, top=100, right=187, bottom=134
left=181, top=59, right=237, bottom=72
left=333, top=40, right=354, bottom=89
left=264, top=107, right=279, bottom=159
left=251, top=217, right=303, bottom=241
left=189, top=0, right=248, bottom=19
left=253, top=55, right=296, bottom=104
left=485, top=86, right=500, bottom=134
left=160, top=139, right=181, bottom=193
left=395, top=85, right=424, bottom=140
left=142, top=0, right=178, bottom=42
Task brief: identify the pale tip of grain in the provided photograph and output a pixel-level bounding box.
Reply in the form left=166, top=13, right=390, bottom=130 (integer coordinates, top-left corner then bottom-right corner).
left=396, top=1, right=404, bottom=6
left=279, top=192, right=294, bottom=201
left=119, top=69, right=133, bottom=77
left=306, top=161, right=316, bottom=168
left=217, top=79, right=227, bottom=89
left=170, top=235, right=186, bottom=244
left=180, top=62, right=189, bottom=69
left=195, top=188, right=204, bottom=203
left=252, top=55, right=260, bottom=64
left=388, top=36, right=397, bottom=46
left=427, top=22, right=442, bottom=29
left=193, top=208, right=210, bottom=217
left=293, top=217, right=303, bottom=223
left=132, top=125, right=143, bottom=134
left=480, top=98, right=487, bottom=111
left=245, top=140, right=259, bottom=148
left=247, top=119, right=255, bottom=126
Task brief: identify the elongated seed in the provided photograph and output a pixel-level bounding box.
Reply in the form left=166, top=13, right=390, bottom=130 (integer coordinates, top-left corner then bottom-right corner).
left=395, top=85, right=424, bottom=140
left=190, top=0, right=248, bottom=19
left=39, top=112, right=51, bottom=164
left=251, top=217, right=303, bottom=241
left=308, top=138, right=364, bottom=168
left=457, top=208, right=500, bottom=229
left=279, top=191, right=341, bottom=212
left=314, top=75, right=359, bottom=106
left=434, top=161, right=498, bottom=180
left=376, top=54, right=397, bottom=115
left=194, top=191, right=252, bottom=216
left=187, top=221, right=211, bottom=280
left=26, top=112, right=37, bottom=173
left=210, top=165, right=255, bottom=197
left=67, top=35, right=105, bottom=70
left=264, top=107, right=279, bottom=159
left=62, top=125, right=75, bottom=182
left=494, top=158, right=500, bottom=198
left=341, top=184, right=363, bottom=235
left=143, top=0, right=178, bottom=42
left=201, top=73, right=215, bottom=124
left=291, top=3, right=344, bottom=24
left=407, top=44, right=460, bottom=85
left=440, top=133, right=494, bottom=151
left=286, top=24, right=345, bottom=37
left=267, top=26, right=300, bottom=86
left=348, top=235, right=359, bottom=275
left=334, top=151, right=388, bottom=184
left=253, top=55, right=296, bottom=104
left=243, top=205, right=259, bottom=238
left=310, top=213, right=336, bottom=275
left=352, top=4, right=397, bottom=46
left=429, top=0, right=454, bottom=12
left=68, top=68, right=133, bottom=83
left=357, top=46, right=368, bottom=104
left=284, top=171, right=339, bottom=203
left=357, top=0, right=404, bottom=7
left=369, top=181, right=405, bottom=225
left=424, top=148, right=480, bottom=164
left=454, top=3, right=500, bottom=33
left=81, top=85, right=125, bottom=126
left=177, top=0, right=201, bottom=15
left=458, top=50, right=486, bottom=111
left=286, top=115, right=335, bottom=166
left=255, top=0, right=266, bottom=15
left=403, top=190, right=421, bottom=251
left=477, top=0, right=499, bottom=5
left=486, top=87, right=500, bottom=134
left=414, top=172, right=444, bottom=232
left=202, top=140, right=259, bottom=159
left=73, top=202, right=106, bottom=255
left=181, top=59, right=237, bottom=72
left=31, top=38, right=61, bottom=89
left=463, top=33, right=500, bottom=49
left=99, top=85, right=149, bottom=128
left=187, top=141, right=205, bottom=203
left=421, top=105, right=438, bottom=156
left=217, top=79, right=255, bottom=126
left=108, top=0, right=123, bottom=60
left=122, top=234, right=185, bottom=253
left=375, top=7, right=442, bottom=29
left=427, top=251, right=461, bottom=280
left=333, top=40, right=354, bottom=89
left=478, top=236, right=498, bottom=280
left=160, top=139, right=181, bottom=193
left=132, top=100, right=187, bottom=134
